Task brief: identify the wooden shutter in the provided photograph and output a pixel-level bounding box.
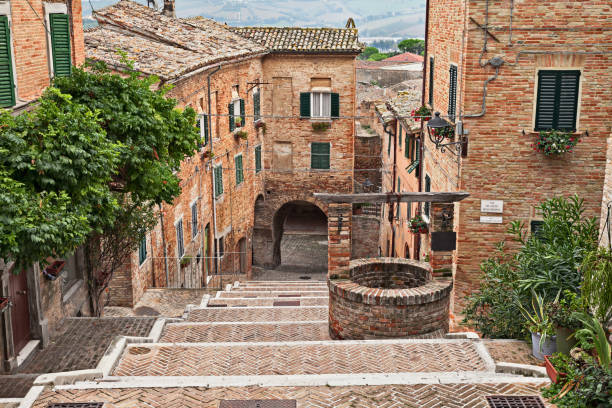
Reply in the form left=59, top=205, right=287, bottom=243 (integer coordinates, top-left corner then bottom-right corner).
left=428, top=57, right=434, bottom=107
left=404, top=133, right=410, bottom=159
left=255, top=145, right=262, bottom=173
left=300, top=92, right=311, bottom=118
left=535, top=70, right=580, bottom=131
left=311, top=142, right=330, bottom=169
left=424, top=174, right=431, bottom=217
left=448, top=65, right=457, bottom=121
left=253, top=91, right=260, bottom=121
left=228, top=103, right=235, bottom=132
left=176, top=220, right=184, bottom=257
left=235, top=155, right=243, bottom=185
left=214, top=166, right=223, bottom=197
left=239, top=98, right=245, bottom=125
left=49, top=13, right=71, bottom=77
left=330, top=93, right=340, bottom=118
left=398, top=125, right=402, bottom=147
left=0, top=16, right=15, bottom=108
left=203, top=115, right=209, bottom=145
left=138, top=237, right=147, bottom=265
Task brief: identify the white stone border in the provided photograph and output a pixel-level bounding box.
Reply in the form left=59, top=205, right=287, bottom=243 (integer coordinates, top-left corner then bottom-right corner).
left=17, top=385, right=44, bottom=408
left=495, top=362, right=548, bottom=378
left=166, top=320, right=328, bottom=326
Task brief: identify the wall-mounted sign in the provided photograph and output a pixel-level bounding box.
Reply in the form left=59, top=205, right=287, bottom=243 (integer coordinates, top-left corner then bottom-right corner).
left=480, top=216, right=503, bottom=224
left=481, top=200, right=504, bottom=213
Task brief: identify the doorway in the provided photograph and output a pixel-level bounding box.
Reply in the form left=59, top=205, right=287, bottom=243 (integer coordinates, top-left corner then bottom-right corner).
left=9, top=269, right=30, bottom=353
left=238, top=237, right=247, bottom=274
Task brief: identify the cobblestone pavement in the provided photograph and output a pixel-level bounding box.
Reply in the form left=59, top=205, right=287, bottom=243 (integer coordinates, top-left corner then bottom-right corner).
left=103, top=288, right=211, bottom=318
left=280, top=234, right=328, bottom=273
left=0, top=374, right=38, bottom=398
left=484, top=340, right=543, bottom=366
left=160, top=322, right=330, bottom=342
left=207, top=296, right=328, bottom=307
left=32, top=383, right=552, bottom=407
left=187, top=306, right=328, bottom=322
left=113, top=341, right=487, bottom=376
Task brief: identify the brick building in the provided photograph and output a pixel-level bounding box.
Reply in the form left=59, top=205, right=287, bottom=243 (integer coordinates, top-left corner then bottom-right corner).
left=412, top=0, right=611, bottom=313
left=85, top=1, right=362, bottom=306
left=1, top=0, right=87, bottom=372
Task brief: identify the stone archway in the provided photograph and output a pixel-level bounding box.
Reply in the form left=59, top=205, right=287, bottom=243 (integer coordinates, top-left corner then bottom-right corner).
left=272, top=200, right=328, bottom=272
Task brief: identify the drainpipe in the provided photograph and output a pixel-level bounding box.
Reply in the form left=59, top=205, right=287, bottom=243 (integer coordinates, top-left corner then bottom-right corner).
left=379, top=110, right=397, bottom=257
left=158, top=203, right=169, bottom=287
left=207, top=65, right=221, bottom=277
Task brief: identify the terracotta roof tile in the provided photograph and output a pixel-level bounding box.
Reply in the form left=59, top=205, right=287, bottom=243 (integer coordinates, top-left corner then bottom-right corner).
left=387, top=90, right=423, bottom=132
left=229, top=26, right=364, bottom=54
left=384, top=52, right=424, bottom=63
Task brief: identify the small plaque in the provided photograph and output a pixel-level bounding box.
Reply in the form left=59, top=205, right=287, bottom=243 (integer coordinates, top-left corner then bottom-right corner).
left=481, top=200, right=504, bottom=213
left=480, top=216, right=503, bottom=224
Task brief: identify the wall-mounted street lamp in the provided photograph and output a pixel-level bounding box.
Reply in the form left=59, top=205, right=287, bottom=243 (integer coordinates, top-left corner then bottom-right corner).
left=426, top=112, right=467, bottom=157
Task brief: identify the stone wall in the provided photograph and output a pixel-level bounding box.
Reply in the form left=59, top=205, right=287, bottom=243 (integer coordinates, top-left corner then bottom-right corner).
left=357, top=66, right=422, bottom=88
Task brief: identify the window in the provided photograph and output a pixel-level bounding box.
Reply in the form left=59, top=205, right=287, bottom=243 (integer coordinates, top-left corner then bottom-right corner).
left=214, top=165, right=223, bottom=197
left=530, top=220, right=545, bottom=240
left=535, top=70, right=581, bottom=131
left=0, top=15, right=15, bottom=108
left=428, top=56, right=434, bottom=107
left=191, top=202, right=198, bottom=239
left=255, top=145, right=262, bottom=173
left=424, top=174, right=431, bottom=218
left=228, top=98, right=245, bottom=131
left=398, top=125, right=403, bottom=148
left=176, top=219, right=184, bottom=258
left=218, top=236, right=225, bottom=258
left=407, top=138, right=420, bottom=175
left=311, top=142, right=330, bottom=169
left=138, top=237, right=147, bottom=265
left=197, top=114, right=209, bottom=147
left=448, top=65, right=457, bottom=122
left=253, top=88, right=261, bottom=122
left=235, top=154, right=244, bottom=185
left=49, top=13, right=71, bottom=77
left=300, top=92, right=339, bottom=118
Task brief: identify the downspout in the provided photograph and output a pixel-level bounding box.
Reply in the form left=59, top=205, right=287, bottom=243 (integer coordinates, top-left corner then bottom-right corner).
left=378, top=108, right=397, bottom=257
left=417, top=0, right=430, bottom=261
left=158, top=203, right=169, bottom=287
left=207, top=65, right=221, bottom=277
left=197, top=164, right=206, bottom=286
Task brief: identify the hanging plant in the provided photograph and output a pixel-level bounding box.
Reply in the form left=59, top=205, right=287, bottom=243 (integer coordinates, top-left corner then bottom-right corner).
left=234, top=116, right=243, bottom=128
left=255, top=121, right=266, bottom=134
left=234, top=130, right=248, bottom=140
left=411, top=105, right=432, bottom=122
left=409, top=215, right=428, bottom=234
left=431, top=126, right=455, bottom=139
left=532, top=130, right=580, bottom=156
left=312, top=122, right=330, bottom=132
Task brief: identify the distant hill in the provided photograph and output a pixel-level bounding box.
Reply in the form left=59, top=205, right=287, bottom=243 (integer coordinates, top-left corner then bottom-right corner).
left=82, top=0, right=425, bottom=38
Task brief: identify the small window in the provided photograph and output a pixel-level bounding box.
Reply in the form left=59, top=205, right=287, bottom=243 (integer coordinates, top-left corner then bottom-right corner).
left=228, top=98, right=245, bottom=131
left=311, top=142, right=330, bottom=170
left=214, top=165, right=223, bottom=197
left=424, top=174, right=431, bottom=218
left=197, top=115, right=209, bottom=147
left=253, top=88, right=261, bottom=122
left=531, top=220, right=545, bottom=240
left=311, top=92, right=331, bottom=118
left=218, top=236, right=225, bottom=258
left=176, top=219, right=184, bottom=258
left=448, top=65, right=457, bottom=122
left=235, top=154, right=244, bottom=185
left=535, top=70, right=581, bottom=131
left=138, top=237, right=147, bottom=265
left=191, top=202, right=198, bottom=239
left=255, top=145, right=262, bottom=173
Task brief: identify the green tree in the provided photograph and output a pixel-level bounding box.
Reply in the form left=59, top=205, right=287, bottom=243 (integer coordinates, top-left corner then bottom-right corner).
left=368, top=52, right=390, bottom=61
left=359, top=46, right=379, bottom=60
left=398, top=38, right=425, bottom=55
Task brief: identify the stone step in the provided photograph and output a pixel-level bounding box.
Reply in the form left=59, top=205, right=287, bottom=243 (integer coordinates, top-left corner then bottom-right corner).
left=187, top=306, right=328, bottom=322
left=234, top=285, right=328, bottom=292
left=207, top=297, right=328, bottom=307
left=240, top=280, right=328, bottom=286
left=218, top=290, right=328, bottom=298
left=114, top=340, right=488, bottom=377
left=160, top=321, right=330, bottom=342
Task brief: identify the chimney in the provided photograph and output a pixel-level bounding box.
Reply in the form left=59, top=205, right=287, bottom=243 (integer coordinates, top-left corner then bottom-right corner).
left=162, top=0, right=175, bottom=18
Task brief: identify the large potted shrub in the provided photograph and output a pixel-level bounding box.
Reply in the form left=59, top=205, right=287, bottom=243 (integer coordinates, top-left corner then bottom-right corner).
left=548, top=290, right=582, bottom=355
left=519, top=290, right=557, bottom=359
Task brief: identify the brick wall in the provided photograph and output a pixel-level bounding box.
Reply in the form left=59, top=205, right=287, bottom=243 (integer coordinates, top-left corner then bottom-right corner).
left=424, top=0, right=612, bottom=312
left=351, top=215, right=380, bottom=259
left=9, top=0, right=84, bottom=104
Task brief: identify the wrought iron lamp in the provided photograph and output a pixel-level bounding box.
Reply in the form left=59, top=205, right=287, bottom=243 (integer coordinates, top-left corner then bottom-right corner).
left=426, top=112, right=466, bottom=156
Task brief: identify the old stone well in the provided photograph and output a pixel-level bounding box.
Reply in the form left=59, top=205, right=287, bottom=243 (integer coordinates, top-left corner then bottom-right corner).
left=328, top=257, right=453, bottom=339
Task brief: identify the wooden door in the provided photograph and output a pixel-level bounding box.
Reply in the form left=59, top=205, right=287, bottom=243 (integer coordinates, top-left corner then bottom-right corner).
left=204, top=225, right=210, bottom=279
left=9, top=270, right=30, bottom=353
left=238, top=238, right=247, bottom=274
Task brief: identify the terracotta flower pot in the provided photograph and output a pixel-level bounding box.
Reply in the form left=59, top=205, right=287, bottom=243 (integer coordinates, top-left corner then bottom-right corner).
left=544, top=355, right=566, bottom=384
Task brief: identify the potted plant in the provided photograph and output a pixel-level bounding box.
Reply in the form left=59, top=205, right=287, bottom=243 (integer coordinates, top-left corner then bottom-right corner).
left=202, top=150, right=214, bottom=160
left=431, top=126, right=455, bottom=140
left=234, top=116, right=243, bottom=128
left=519, top=289, right=557, bottom=360
left=544, top=353, right=572, bottom=384
left=255, top=120, right=266, bottom=134
left=409, top=215, right=428, bottom=234
left=180, top=256, right=192, bottom=269
left=411, top=105, right=432, bottom=122
left=234, top=130, right=248, bottom=140
left=312, top=122, right=330, bottom=132
left=531, top=129, right=580, bottom=156
left=43, top=260, right=65, bottom=281
left=353, top=203, right=363, bottom=215
left=547, top=290, right=582, bottom=355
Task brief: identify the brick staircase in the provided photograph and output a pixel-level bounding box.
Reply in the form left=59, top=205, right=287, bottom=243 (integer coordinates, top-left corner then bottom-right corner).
left=25, top=280, right=553, bottom=407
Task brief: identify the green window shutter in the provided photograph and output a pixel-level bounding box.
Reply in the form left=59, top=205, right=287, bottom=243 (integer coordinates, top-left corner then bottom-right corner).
left=535, top=70, right=580, bottom=131
left=255, top=145, right=262, bottom=173
left=387, top=133, right=392, bottom=156
left=330, top=92, right=340, bottom=118
left=203, top=115, right=209, bottom=145
left=404, top=133, right=410, bottom=159
left=300, top=92, right=311, bottom=118
left=253, top=91, right=260, bottom=121
left=228, top=103, right=235, bottom=132
left=49, top=13, right=71, bottom=77
left=235, top=155, right=243, bottom=185
left=448, top=65, right=457, bottom=122
left=311, top=142, right=330, bottom=169
left=428, top=56, right=434, bottom=107
left=214, top=166, right=223, bottom=197
left=0, top=16, right=15, bottom=108
left=138, top=237, right=147, bottom=265
left=398, top=125, right=402, bottom=148
left=424, top=174, right=431, bottom=217
left=239, top=98, right=245, bottom=125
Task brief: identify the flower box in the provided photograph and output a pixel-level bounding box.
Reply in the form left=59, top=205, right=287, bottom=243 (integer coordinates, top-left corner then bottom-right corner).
left=312, top=122, right=330, bottom=132
left=544, top=355, right=567, bottom=384
left=43, top=260, right=65, bottom=281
